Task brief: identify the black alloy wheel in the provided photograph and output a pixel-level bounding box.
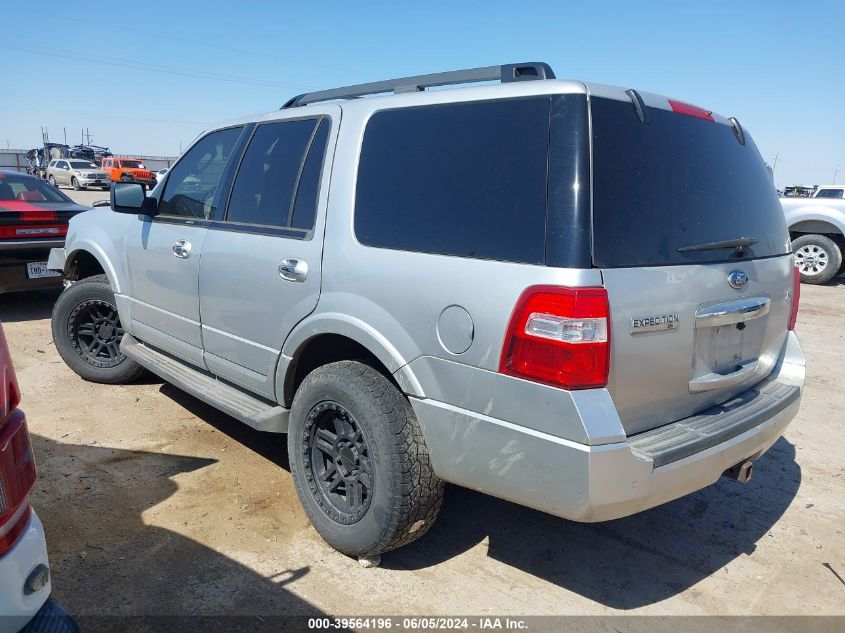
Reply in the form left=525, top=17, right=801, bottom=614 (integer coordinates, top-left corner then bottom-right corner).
left=305, top=401, right=373, bottom=523
left=67, top=298, right=125, bottom=368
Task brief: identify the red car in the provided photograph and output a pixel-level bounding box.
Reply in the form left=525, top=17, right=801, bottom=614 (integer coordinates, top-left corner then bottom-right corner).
left=0, top=171, right=88, bottom=294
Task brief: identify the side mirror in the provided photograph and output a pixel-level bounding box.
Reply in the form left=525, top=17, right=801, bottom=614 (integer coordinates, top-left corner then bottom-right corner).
left=111, top=182, right=157, bottom=217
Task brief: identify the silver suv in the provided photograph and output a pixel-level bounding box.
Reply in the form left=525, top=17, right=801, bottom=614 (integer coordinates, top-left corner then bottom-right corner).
left=47, top=63, right=805, bottom=559
left=46, top=159, right=109, bottom=191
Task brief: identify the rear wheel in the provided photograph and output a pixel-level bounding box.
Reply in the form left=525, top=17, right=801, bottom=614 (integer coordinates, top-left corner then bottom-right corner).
left=288, top=360, right=444, bottom=557
left=792, top=234, right=842, bottom=284
left=52, top=275, right=145, bottom=384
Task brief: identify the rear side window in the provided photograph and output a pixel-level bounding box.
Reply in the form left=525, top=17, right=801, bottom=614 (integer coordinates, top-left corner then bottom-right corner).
left=590, top=98, right=790, bottom=267
left=226, top=119, right=319, bottom=228
left=355, top=98, right=551, bottom=264
left=815, top=189, right=843, bottom=199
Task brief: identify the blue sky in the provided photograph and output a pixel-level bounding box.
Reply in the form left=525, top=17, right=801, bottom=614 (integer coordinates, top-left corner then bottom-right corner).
left=3, top=0, right=842, bottom=187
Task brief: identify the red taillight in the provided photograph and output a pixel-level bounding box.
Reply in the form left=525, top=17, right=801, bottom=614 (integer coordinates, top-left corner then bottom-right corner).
left=0, top=410, right=36, bottom=555
left=499, top=286, right=610, bottom=390
left=668, top=99, right=714, bottom=121
left=0, top=323, right=34, bottom=556
left=788, top=265, right=801, bottom=331
left=0, top=224, right=67, bottom=239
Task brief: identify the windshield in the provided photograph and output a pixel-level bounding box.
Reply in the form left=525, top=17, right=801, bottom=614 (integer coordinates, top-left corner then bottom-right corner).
left=0, top=174, right=72, bottom=203
left=815, top=188, right=843, bottom=199
left=590, top=97, right=790, bottom=267
left=70, top=161, right=97, bottom=169
left=120, top=161, right=143, bottom=168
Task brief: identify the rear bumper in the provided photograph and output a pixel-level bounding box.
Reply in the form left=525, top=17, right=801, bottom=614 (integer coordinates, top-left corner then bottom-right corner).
left=0, top=511, right=51, bottom=633
left=410, top=331, right=805, bottom=522
left=0, top=246, right=64, bottom=293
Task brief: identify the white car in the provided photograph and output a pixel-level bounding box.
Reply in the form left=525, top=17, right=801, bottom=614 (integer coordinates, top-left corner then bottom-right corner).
left=155, top=168, right=169, bottom=184
left=0, top=323, right=77, bottom=633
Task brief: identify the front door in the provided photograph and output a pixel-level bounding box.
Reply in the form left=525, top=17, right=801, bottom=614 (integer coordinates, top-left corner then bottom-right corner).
left=123, top=126, right=246, bottom=367
left=198, top=109, right=338, bottom=399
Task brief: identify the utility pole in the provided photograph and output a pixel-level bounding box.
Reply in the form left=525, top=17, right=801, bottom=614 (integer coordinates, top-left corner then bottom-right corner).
left=834, top=165, right=840, bottom=184
left=771, top=153, right=779, bottom=173
left=63, top=127, right=67, bottom=145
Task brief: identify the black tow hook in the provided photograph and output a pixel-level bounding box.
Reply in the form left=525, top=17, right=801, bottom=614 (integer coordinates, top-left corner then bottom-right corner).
left=723, top=460, right=753, bottom=484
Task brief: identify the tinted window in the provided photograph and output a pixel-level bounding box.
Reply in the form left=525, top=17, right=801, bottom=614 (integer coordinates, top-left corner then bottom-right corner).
left=0, top=174, right=70, bottom=202
left=290, top=119, right=329, bottom=231
left=70, top=161, right=96, bottom=169
left=590, top=98, right=790, bottom=267
left=355, top=98, right=551, bottom=264
left=227, top=119, right=316, bottom=227
left=159, top=127, right=243, bottom=219
left=815, top=188, right=843, bottom=199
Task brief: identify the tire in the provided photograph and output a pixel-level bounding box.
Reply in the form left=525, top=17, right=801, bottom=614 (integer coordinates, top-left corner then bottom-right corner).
left=288, top=360, right=444, bottom=557
left=120, top=174, right=131, bottom=183
left=71, top=177, right=84, bottom=191
left=48, top=175, right=57, bottom=187
left=51, top=274, right=145, bottom=384
left=792, top=234, right=842, bottom=284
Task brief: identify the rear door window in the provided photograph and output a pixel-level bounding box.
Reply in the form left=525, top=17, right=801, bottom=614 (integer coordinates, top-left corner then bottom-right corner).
left=225, top=118, right=321, bottom=229
left=355, top=98, right=551, bottom=264
left=590, top=97, right=790, bottom=267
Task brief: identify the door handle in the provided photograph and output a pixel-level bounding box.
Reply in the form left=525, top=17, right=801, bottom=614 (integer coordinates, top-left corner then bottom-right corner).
left=278, top=258, right=308, bottom=282
left=172, top=239, right=192, bottom=259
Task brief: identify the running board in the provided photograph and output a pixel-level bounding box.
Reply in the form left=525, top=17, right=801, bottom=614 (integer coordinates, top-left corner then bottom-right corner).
left=121, top=334, right=289, bottom=433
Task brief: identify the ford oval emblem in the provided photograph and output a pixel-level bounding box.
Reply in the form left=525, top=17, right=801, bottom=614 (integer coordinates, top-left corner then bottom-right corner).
left=728, top=270, right=749, bottom=289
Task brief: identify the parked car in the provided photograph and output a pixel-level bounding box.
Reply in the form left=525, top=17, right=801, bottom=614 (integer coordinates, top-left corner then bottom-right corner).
left=811, top=185, right=845, bottom=199
left=47, top=62, right=805, bottom=560
left=46, top=160, right=109, bottom=191
left=781, top=194, right=845, bottom=283
left=155, top=168, right=169, bottom=184
left=0, top=171, right=89, bottom=294
left=0, top=323, right=78, bottom=633
left=100, top=158, right=156, bottom=190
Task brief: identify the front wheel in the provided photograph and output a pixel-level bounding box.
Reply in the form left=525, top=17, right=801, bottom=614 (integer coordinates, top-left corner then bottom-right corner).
left=288, top=360, right=444, bottom=557
left=792, top=234, right=842, bottom=284
left=51, top=275, right=145, bottom=384
left=48, top=175, right=57, bottom=187
left=71, top=177, right=84, bottom=191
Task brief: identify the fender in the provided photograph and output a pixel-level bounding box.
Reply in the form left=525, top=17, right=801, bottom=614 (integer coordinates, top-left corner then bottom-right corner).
left=275, top=312, right=425, bottom=400
left=782, top=201, right=845, bottom=236
left=64, top=242, right=121, bottom=292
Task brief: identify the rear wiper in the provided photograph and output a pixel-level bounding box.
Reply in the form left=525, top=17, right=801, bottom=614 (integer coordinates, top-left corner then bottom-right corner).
left=677, top=237, right=758, bottom=254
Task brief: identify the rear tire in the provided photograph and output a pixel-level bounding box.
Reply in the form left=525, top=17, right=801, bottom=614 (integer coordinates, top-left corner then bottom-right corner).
left=52, top=274, right=145, bottom=384
left=792, top=234, right=842, bottom=284
left=288, top=360, right=444, bottom=557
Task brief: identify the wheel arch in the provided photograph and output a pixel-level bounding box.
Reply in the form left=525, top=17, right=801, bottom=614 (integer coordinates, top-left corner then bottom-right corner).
left=787, top=215, right=845, bottom=239
left=277, top=315, right=425, bottom=408
left=64, top=245, right=121, bottom=293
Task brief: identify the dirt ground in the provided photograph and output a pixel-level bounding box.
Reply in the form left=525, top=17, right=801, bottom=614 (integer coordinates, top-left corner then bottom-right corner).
left=3, top=186, right=844, bottom=619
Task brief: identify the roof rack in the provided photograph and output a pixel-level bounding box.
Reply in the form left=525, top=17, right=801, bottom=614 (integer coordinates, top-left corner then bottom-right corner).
left=281, top=62, right=555, bottom=109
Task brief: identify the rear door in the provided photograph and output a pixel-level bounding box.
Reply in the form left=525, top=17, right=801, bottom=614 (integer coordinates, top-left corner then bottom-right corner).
left=197, top=109, right=338, bottom=399
left=123, top=126, right=245, bottom=367
left=589, top=96, right=794, bottom=435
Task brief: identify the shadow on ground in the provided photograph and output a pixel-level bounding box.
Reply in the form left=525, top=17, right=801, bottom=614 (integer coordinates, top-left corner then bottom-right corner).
left=160, top=386, right=801, bottom=610
left=0, top=289, right=60, bottom=322
left=30, top=433, right=329, bottom=631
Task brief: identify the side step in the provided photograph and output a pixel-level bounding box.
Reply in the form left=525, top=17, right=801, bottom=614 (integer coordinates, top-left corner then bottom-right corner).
left=121, top=334, right=289, bottom=433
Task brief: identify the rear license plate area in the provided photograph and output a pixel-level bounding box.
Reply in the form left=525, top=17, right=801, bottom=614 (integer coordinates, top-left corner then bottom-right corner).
left=26, top=261, right=61, bottom=279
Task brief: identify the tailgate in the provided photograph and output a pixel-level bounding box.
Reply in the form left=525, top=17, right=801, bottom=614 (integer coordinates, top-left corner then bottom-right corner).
left=603, top=256, right=793, bottom=434
left=588, top=94, right=794, bottom=435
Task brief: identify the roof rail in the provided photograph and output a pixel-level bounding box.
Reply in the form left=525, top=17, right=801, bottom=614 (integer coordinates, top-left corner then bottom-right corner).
left=280, top=62, right=556, bottom=109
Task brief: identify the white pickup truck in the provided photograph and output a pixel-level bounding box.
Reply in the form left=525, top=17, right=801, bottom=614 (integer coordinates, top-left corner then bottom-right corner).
left=782, top=185, right=845, bottom=283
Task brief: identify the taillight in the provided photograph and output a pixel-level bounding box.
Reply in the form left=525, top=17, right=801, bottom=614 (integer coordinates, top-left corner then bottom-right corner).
left=788, top=265, right=800, bottom=331
left=668, top=99, right=714, bottom=121
left=499, top=286, right=610, bottom=390
left=0, top=224, right=67, bottom=239
left=0, top=410, right=36, bottom=556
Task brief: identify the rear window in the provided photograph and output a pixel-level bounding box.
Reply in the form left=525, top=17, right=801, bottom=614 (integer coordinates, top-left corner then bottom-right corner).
left=355, top=98, right=552, bottom=265
left=0, top=174, right=70, bottom=203
left=590, top=98, right=790, bottom=267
